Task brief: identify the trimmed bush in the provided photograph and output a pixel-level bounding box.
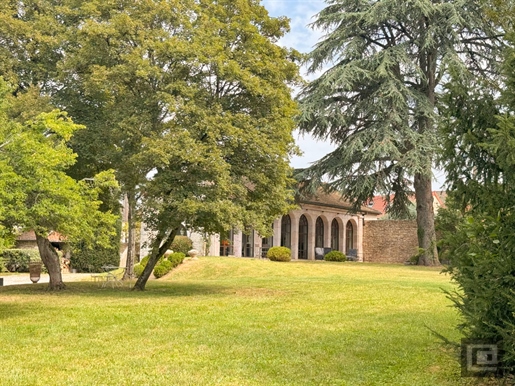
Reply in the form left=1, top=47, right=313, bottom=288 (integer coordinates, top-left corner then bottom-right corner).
left=134, top=263, right=144, bottom=278
left=153, top=260, right=173, bottom=278
left=324, top=250, right=347, bottom=262
left=267, top=246, right=291, bottom=262
left=139, top=255, right=150, bottom=268
left=1, top=249, right=41, bottom=272
left=171, top=236, right=193, bottom=255
left=168, top=252, right=185, bottom=267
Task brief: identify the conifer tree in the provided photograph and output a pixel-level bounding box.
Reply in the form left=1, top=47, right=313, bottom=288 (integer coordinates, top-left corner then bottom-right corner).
left=297, top=0, right=501, bottom=265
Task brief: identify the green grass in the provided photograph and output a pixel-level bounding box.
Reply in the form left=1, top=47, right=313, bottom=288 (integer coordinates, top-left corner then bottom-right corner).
left=0, top=258, right=478, bottom=385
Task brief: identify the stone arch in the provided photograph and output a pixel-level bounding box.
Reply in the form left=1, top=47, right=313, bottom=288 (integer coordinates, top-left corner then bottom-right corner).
left=345, top=219, right=358, bottom=255
left=280, top=214, right=292, bottom=248
left=298, top=214, right=309, bottom=259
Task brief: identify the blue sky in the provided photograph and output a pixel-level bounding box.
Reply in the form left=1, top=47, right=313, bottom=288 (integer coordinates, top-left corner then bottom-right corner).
left=260, top=0, right=333, bottom=170
left=260, top=0, right=446, bottom=188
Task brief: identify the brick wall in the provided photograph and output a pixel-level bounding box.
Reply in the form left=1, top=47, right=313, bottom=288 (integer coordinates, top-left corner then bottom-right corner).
left=363, top=220, right=418, bottom=263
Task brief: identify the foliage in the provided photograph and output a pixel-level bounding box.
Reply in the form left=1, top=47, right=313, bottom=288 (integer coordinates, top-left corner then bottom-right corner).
left=442, top=214, right=515, bottom=373
left=296, top=0, right=502, bottom=266
left=153, top=260, right=173, bottom=279
left=323, top=251, right=346, bottom=262
left=266, top=246, right=291, bottom=262
left=0, top=74, right=120, bottom=289
left=139, top=256, right=150, bottom=268
left=170, top=237, right=193, bottom=256
left=168, top=252, right=185, bottom=268
left=0, top=0, right=302, bottom=290
left=1, top=249, right=40, bottom=272
left=438, top=19, right=515, bottom=374
left=133, top=263, right=144, bottom=278
left=70, top=219, right=122, bottom=272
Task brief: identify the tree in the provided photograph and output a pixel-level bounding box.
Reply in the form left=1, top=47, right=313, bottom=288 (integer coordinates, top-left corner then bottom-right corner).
left=296, top=0, right=501, bottom=265
left=0, top=78, right=119, bottom=290
left=42, top=0, right=301, bottom=290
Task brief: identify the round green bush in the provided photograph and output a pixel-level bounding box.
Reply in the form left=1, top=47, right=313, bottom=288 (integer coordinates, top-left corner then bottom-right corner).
left=168, top=252, right=185, bottom=267
left=266, top=246, right=291, bottom=262
left=153, top=259, right=173, bottom=278
left=139, top=255, right=150, bottom=268
left=171, top=236, right=193, bottom=255
left=134, top=263, right=144, bottom=278
left=324, top=250, right=347, bottom=262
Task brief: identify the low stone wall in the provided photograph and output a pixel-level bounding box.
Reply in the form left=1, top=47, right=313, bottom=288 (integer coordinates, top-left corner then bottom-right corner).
left=363, top=220, right=418, bottom=263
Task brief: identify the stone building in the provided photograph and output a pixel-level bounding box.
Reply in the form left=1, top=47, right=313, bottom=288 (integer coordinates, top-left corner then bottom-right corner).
left=167, top=191, right=382, bottom=261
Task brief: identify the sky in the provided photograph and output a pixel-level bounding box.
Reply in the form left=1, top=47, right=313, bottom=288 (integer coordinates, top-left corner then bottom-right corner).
left=260, top=0, right=332, bottom=170
left=259, top=0, right=446, bottom=189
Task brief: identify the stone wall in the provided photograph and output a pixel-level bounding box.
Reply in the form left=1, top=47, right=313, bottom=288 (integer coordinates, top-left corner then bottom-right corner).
left=363, top=220, right=418, bottom=263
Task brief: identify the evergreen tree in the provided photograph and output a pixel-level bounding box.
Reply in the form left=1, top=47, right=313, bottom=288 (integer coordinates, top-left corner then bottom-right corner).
left=296, top=0, right=501, bottom=265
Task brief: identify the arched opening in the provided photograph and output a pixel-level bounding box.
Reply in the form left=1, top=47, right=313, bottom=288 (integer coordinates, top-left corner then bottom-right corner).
left=242, top=231, right=254, bottom=257
left=298, top=215, right=308, bottom=259
left=261, top=223, right=273, bottom=257
left=331, top=219, right=339, bottom=251
left=280, top=215, right=291, bottom=248
left=220, top=229, right=234, bottom=256
left=345, top=221, right=354, bottom=254
left=315, top=217, right=324, bottom=248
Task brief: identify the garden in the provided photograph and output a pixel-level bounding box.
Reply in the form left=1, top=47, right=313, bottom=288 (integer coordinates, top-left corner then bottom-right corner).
left=0, top=257, right=483, bottom=385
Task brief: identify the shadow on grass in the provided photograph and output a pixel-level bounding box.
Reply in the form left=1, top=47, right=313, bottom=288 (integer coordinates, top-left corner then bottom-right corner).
left=0, top=280, right=233, bottom=300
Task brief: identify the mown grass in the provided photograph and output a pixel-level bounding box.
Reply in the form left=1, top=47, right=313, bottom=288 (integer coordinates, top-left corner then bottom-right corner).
left=0, top=258, right=480, bottom=385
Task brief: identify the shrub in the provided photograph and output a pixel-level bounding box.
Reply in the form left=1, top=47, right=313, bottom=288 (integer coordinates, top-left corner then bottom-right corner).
left=134, top=263, right=144, bottom=278
left=267, top=246, right=291, bottom=262
left=442, top=212, right=515, bottom=374
left=70, top=220, right=122, bottom=272
left=153, top=260, right=173, bottom=278
left=324, top=250, right=346, bottom=262
left=1, top=249, right=41, bottom=272
left=168, top=252, right=185, bottom=267
left=171, top=236, right=193, bottom=255
left=139, top=255, right=150, bottom=268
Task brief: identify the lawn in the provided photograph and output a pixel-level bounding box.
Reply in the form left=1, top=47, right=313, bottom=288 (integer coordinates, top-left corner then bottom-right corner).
left=0, top=258, right=476, bottom=385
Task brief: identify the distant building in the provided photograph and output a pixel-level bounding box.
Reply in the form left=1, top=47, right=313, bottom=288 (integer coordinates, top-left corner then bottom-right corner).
left=140, top=191, right=381, bottom=261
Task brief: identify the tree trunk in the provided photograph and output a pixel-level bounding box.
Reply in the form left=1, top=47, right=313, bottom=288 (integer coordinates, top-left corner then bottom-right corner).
left=35, top=234, right=66, bottom=290
left=132, top=229, right=176, bottom=291
left=123, top=192, right=136, bottom=280
left=414, top=173, right=439, bottom=266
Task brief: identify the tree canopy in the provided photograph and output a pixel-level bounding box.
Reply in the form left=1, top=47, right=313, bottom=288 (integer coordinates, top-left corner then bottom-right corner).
left=0, top=0, right=301, bottom=290
left=0, top=78, right=118, bottom=289
left=296, top=0, right=502, bottom=265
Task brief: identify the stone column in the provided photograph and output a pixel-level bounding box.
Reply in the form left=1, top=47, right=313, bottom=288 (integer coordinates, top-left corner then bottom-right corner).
left=211, top=234, right=221, bottom=256
left=324, top=216, right=332, bottom=249
left=357, top=215, right=364, bottom=262
left=233, top=230, right=242, bottom=257
left=290, top=214, right=299, bottom=260
left=307, top=214, right=316, bottom=260
left=253, top=230, right=261, bottom=258
left=273, top=218, right=281, bottom=247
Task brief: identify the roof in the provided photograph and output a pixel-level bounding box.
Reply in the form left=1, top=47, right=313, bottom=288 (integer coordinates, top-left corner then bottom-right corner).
left=16, top=231, right=67, bottom=242
left=298, top=191, right=382, bottom=215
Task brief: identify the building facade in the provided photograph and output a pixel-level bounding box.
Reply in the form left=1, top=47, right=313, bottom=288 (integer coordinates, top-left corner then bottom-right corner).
left=188, top=192, right=381, bottom=261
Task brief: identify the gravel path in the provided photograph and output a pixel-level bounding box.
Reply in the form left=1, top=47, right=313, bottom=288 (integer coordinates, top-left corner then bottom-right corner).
left=0, top=272, right=93, bottom=286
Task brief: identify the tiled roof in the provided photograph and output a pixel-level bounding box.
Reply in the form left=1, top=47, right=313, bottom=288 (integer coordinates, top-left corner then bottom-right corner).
left=299, top=191, right=382, bottom=215
left=16, top=230, right=66, bottom=242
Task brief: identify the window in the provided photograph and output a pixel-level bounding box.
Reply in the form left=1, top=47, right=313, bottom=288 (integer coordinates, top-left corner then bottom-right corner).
left=280, top=215, right=291, bottom=248
left=331, top=219, right=339, bottom=251
left=315, top=217, right=324, bottom=248
left=346, top=221, right=354, bottom=254
left=298, top=215, right=308, bottom=259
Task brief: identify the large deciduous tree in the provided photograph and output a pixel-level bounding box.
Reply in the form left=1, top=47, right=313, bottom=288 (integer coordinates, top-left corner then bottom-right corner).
left=296, top=0, right=501, bottom=265
left=0, top=79, right=119, bottom=290
left=46, top=0, right=300, bottom=289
